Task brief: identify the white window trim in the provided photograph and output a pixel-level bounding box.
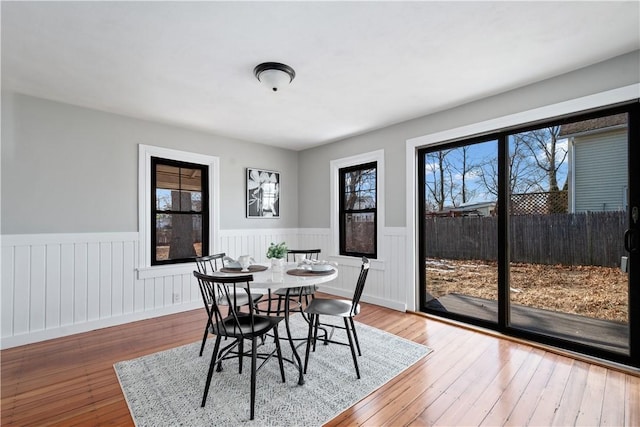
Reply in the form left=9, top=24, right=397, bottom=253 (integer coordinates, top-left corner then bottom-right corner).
left=329, top=149, right=385, bottom=261
left=137, top=144, right=220, bottom=278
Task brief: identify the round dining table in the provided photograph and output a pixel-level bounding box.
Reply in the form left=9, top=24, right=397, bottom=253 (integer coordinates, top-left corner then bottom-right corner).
left=210, top=262, right=338, bottom=385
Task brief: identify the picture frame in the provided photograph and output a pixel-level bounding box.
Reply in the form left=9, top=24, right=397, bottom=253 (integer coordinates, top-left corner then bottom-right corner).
left=246, top=167, right=280, bottom=218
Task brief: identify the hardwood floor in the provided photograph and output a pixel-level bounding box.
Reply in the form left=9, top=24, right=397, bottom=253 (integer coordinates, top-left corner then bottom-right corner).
left=2, top=295, right=639, bottom=426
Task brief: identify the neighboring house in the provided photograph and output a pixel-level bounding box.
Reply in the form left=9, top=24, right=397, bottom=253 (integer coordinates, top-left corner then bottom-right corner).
left=560, top=113, right=628, bottom=213
left=427, top=201, right=496, bottom=217
left=452, top=201, right=496, bottom=217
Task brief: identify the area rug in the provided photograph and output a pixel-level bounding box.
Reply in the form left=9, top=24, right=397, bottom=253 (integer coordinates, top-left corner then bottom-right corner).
left=114, top=314, right=431, bottom=426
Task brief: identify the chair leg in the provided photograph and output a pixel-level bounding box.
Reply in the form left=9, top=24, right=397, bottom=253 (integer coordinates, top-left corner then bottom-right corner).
left=250, top=337, right=257, bottom=420
left=202, top=335, right=222, bottom=407
left=304, top=313, right=315, bottom=374
left=273, top=328, right=286, bottom=382
left=266, top=291, right=272, bottom=315
left=199, top=319, right=211, bottom=357
left=349, top=317, right=362, bottom=356
left=238, top=340, right=244, bottom=374
left=314, top=315, right=322, bottom=349
left=344, top=317, right=361, bottom=379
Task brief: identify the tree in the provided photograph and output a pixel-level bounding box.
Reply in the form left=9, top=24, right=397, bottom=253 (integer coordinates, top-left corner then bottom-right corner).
left=168, top=191, right=197, bottom=260
left=425, top=145, right=483, bottom=212
left=451, top=145, right=479, bottom=205
left=514, top=126, right=569, bottom=213
left=344, top=168, right=375, bottom=209
left=516, top=126, right=568, bottom=192
left=425, top=150, right=451, bottom=211
left=476, top=134, right=555, bottom=199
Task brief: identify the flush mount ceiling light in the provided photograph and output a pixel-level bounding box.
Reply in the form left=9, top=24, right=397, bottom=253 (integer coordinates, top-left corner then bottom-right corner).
left=253, top=62, right=296, bottom=92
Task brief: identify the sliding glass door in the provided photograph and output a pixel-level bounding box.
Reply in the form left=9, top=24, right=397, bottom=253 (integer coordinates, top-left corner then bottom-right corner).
left=419, top=102, right=639, bottom=368
left=507, top=113, right=630, bottom=355
left=420, top=139, right=499, bottom=325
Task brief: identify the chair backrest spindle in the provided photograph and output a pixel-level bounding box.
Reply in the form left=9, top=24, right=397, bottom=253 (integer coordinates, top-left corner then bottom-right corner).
left=194, top=271, right=256, bottom=338
left=195, top=253, right=226, bottom=274
left=286, top=249, right=321, bottom=262
left=351, top=257, right=370, bottom=316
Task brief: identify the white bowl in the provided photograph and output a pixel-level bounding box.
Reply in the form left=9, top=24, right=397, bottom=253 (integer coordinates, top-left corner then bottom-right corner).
left=225, top=261, right=241, bottom=269
left=310, top=263, right=333, bottom=272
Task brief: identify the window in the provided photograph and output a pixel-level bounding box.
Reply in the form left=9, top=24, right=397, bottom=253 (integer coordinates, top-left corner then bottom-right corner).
left=151, top=157, right=208, bottom=265
left=138, top=144, right=220, bottom=276
left=339, top=162, right=377, bottom=258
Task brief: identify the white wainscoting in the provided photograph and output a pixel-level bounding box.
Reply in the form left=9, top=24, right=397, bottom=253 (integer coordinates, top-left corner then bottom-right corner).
left=218, top=228, right=300, bottom=263
left=298, top=227, right=409, bottom=311
left=1, top=227, right=409, bottom=349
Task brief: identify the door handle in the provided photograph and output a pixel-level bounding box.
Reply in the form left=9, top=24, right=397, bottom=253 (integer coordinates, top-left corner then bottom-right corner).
left=624, top=229, right=637, bottom=253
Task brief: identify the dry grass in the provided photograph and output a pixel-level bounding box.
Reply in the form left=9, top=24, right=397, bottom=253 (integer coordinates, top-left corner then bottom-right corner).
left=426, top=258, right=628, bottom=323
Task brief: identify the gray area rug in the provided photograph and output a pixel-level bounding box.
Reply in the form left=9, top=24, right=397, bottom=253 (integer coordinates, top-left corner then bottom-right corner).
left=114, top=314, right=432, bottom=426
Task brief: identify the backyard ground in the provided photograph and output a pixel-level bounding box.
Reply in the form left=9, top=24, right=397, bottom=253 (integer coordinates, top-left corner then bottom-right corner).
left=426, top=258, right=628, bottom=323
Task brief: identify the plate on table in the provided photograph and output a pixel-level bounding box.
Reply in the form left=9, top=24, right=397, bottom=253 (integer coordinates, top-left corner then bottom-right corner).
left=309, top=263, right=333, bottom=272
left=287, top=268, right=335, bottom=276
left=220, top=265, right=268, bottom=273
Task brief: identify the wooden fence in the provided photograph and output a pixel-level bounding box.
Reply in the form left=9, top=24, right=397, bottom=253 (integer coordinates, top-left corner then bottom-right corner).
left=423, top=211, right=627, bottom=267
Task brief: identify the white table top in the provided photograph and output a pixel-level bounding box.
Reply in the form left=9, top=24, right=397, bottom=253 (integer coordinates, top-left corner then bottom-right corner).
left=211, top=262, right=338, bottom=290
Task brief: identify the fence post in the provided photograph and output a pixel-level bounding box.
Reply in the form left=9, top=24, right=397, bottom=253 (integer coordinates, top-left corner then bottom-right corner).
left=586, top=212, right=592, bottom=265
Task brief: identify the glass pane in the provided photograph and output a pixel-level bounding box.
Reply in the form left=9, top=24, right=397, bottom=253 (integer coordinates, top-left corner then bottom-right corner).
left=157, top=190, right=197, bottom=212
left=180, top=168, right=202, bottom=192
left=344, top=213, right=375, bottom=254
left=155, top=214, right=203, bottom=261
left=191, top=191, right=202, bottom=212
left=356, top=168, right=376, bottom=192
left=155, top=214, right=172, bottom=261
left=508, top=113, right=629, bottom=355
left=423, top=140, right=499, bottom=323
left=155, top=164, right=203, bottom=212
left=156, top=164, right=180, bottom=190
left=343, top=167, right=376, bottom=210
left=156, top=189, right=172, bottom=211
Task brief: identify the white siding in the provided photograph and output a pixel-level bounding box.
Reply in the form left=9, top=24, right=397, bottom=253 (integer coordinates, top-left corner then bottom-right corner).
left=574, top=129, right=627, bottom=212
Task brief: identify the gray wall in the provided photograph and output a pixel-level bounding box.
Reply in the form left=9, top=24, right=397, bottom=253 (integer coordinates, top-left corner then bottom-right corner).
left=298, top=50, right=640, bottom=228
left=1, top=93, right=299, bottom=234
left=3, top=51, right=638, bottom=234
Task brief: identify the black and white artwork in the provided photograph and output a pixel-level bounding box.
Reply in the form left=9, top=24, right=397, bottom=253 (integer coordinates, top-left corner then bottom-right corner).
left=246, top=168, right=280, bottom=218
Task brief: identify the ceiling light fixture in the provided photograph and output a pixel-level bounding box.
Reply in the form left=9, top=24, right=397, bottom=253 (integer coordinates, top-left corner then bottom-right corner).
left=253, top=62, right=295, bottom=92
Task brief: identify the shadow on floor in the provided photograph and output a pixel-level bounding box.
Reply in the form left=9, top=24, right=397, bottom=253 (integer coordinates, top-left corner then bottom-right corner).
left=427, top=293, right=629, bottom=354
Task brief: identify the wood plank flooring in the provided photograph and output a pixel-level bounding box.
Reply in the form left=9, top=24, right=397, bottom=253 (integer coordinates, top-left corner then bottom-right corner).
left=2, top=295, right=639, bottom=426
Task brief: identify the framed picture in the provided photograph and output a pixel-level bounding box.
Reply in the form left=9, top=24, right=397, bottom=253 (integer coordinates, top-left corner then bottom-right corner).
left=246, top=168, right=280, bottom=218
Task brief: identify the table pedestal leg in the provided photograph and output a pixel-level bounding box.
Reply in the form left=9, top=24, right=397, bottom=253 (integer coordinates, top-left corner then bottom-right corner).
left=284, top=288, right=305, bottom=385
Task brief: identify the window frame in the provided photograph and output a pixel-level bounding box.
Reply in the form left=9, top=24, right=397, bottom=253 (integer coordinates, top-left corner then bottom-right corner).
left=151, top=157, right=209, bottom=266
left=339, top=161, right=378, bottom=258
left=330, top=150, right=385, bottom=261
left=138, top=145, right=220, bottom=278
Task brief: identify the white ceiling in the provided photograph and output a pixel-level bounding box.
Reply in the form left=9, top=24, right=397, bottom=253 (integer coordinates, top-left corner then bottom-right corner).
left=2, top=1, right=639, bottom=151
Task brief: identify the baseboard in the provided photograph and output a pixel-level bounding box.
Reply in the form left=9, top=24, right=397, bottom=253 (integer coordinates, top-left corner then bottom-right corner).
left=0, top=301, right=201, bottom=349
left=319, top=285, right=407, bottom=312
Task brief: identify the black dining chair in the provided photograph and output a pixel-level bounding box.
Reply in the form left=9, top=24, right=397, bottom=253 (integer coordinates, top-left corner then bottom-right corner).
left=194, top=271, right=286, bottom=421
left=273, top=249, right=321, bottom=314
left=303, top=257, right=370, bottom=379
left=194, top=254, right=263, bottom=356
